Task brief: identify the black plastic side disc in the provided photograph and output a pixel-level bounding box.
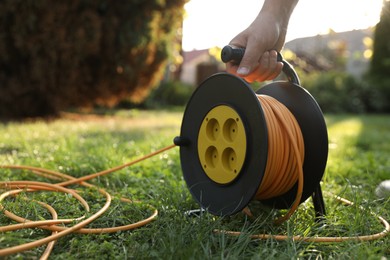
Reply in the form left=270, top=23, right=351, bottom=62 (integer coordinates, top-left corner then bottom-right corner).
left=179, top=73, right=268, bottom=216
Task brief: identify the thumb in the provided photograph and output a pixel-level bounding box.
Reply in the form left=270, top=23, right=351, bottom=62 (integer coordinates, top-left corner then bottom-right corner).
left=236, top=41, right=264, bottom=76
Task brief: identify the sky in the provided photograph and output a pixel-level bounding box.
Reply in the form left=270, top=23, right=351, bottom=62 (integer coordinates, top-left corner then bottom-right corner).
left=182, top=0, right=384, bottom=51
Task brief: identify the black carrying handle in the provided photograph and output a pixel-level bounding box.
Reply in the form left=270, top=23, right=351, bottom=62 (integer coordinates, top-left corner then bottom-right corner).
left=221, top=45, right=300, bottom=85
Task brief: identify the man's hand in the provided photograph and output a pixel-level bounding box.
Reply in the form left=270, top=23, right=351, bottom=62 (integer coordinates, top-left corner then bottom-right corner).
left=226, top=0, right=298, bottom=82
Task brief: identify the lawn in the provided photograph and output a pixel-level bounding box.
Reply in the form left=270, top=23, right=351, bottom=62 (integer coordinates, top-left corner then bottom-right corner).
left=0, top=110, right=389, bottom=259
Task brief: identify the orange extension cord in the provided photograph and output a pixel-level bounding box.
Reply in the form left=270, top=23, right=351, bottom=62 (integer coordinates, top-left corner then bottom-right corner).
left=0, top=145, right=174, bottom=258
left=0, top=95, right=389, bottom=258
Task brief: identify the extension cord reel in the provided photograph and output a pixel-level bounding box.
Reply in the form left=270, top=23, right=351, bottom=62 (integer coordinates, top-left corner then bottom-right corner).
left=175, top=46, right=328, bottom=218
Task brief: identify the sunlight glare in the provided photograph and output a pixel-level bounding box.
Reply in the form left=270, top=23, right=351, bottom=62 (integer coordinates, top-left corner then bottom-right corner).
left=182, top=0, right=383, bottom=51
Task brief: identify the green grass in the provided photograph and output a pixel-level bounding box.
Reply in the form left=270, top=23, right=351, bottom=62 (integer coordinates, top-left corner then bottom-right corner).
left=0, top=110, right=389, bottom=259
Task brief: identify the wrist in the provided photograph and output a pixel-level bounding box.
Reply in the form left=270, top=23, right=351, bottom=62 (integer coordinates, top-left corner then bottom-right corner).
left=260, top=0, right=298, bottom=29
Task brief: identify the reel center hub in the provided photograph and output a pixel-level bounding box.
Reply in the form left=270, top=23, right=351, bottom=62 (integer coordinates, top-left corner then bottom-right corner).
left=197, top=105, right=247, bottom=184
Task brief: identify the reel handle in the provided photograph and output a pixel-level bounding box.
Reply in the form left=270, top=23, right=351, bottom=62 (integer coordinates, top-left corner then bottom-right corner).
left=221, top=45, right=300, bottom=85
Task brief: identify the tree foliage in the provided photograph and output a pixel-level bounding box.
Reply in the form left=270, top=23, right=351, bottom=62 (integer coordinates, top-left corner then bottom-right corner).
left=369, top=0, right=390, bottom=112
left=0, top=0, right=187, bottom=119
left=371, top=0, right=390, bottom=76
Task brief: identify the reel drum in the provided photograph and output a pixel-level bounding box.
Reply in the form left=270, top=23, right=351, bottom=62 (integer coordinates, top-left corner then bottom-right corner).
left=176, top=46, right=328, bottom=216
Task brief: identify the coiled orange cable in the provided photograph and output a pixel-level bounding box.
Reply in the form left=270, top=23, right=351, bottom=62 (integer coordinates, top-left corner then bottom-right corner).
left=255, top=95, right=304, bottom=223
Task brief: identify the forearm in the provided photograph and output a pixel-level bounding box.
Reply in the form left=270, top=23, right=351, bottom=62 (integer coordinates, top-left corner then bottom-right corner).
left=259, top=0, right=298, bottom=30
left=246, top=0, right=298, bottom=51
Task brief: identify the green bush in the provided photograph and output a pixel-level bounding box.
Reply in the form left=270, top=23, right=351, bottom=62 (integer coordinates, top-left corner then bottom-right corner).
left=301, top=71, right=381, bottom=113
left=0, top=0, right=187, bottom=119
left=143, top=80, right=195, bottom=108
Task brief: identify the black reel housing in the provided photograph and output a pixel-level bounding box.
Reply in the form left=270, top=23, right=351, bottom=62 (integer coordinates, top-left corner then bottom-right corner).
left=175, top=46, right=328, bottom=217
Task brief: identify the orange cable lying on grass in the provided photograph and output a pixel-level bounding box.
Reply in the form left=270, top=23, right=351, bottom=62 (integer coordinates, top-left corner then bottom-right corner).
left=214, top=192, right=390, bottom=243
left=0, top=144, right=174, bottom=258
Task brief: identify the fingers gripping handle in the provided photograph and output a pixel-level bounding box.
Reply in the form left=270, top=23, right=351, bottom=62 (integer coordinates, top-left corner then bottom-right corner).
left=221, top=45, right=283, bottom=64
left=221, top=45, right=300, bottom=85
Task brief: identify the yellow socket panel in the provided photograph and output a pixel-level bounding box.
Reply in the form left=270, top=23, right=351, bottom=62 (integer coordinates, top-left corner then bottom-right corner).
left=197, top=105, right=247, bottom=184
